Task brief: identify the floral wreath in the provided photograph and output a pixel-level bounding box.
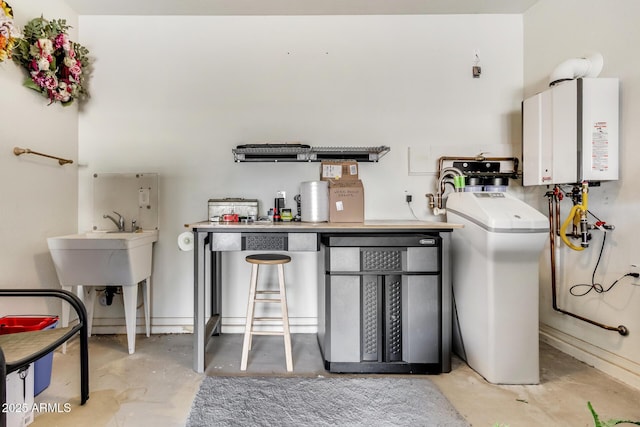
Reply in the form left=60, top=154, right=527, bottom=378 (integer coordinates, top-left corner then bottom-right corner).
left=11, top=17, right=90, bottom=106
left=0, top=1, right=20, bottom=62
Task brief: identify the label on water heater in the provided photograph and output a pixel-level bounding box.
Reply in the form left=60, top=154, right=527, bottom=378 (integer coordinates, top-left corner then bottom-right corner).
left=592, top=121, right=609, bottom=172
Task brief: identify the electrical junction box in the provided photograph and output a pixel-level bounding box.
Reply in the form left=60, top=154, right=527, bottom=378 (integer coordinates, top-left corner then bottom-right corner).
left=522, top=78, right=619, bottom=186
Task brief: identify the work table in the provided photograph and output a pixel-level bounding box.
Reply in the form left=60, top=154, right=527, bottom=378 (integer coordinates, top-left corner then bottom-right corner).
left=187, top=219, right=462, bottom=230
left=187, top=219, right=462, bottom=373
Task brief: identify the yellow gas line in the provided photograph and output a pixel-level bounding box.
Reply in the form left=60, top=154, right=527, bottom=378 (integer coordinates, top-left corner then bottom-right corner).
left=559, top=183, right=588, bottom=251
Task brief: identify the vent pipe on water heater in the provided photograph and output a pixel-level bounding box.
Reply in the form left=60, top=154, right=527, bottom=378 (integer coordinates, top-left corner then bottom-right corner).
left=549, top=52, right=604, bottom=86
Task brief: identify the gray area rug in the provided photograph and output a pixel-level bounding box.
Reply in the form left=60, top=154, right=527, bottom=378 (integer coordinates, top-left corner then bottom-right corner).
left=186, top=376, right=469, bottom=426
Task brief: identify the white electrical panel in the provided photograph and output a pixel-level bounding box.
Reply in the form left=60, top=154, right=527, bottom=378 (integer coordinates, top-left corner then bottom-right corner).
left=522, top=78, right=619, bottom=186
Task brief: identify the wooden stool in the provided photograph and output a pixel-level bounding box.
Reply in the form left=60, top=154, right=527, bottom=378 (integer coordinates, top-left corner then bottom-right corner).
left=241, top=254, right=293, bottom=372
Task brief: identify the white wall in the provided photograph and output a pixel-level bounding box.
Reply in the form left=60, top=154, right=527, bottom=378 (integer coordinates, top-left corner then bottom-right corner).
left=524, top=0, right=640, bottom=388
left=0, top=0, right=78, bottom=315
left=76, top=14, right=524, bottom=332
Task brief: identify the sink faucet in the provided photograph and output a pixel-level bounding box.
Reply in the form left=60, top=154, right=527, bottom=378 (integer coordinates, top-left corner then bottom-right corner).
left=103, top=211, right=125, bottom=231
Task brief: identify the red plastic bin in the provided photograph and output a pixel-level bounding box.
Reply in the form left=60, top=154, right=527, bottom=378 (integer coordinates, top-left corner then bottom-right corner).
left=0, top=315, right=59, bottom=396
left=0, top=316, right=58, bottom=334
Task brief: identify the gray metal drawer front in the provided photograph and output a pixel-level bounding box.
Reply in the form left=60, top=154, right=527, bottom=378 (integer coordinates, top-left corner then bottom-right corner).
left=329, top=247, right=361, bottom=271
left=406, top=247, right=439, bottom=272
left=287, top=233, right=319, bottom=251
left=242, top=233, right=287, bottom=251
left=210, top=232, right=318, bottom=252
left=210, top=233, right=241, bottom=251
left=329, top=246, right=439, bottom=273
left=322, top=234, right=439, bottom=247
left=362, top=249, right=402, bottom=271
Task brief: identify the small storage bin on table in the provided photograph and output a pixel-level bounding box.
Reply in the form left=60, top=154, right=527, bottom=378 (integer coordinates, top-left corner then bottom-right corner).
left=0, top=315, right=59, bottom=396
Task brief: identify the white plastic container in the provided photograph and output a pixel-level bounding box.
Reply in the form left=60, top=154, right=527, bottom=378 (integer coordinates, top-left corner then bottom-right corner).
left=6, top=364, right=35, bottom=427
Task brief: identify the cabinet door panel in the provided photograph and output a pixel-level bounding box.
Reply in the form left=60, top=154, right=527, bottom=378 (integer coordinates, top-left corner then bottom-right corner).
left=329, top=275, right=361, bottom=362
left=402, top=275, right=440, bottom=363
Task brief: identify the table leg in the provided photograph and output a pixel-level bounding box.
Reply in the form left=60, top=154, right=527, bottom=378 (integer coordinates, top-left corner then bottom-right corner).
left=213, top=251, right=222, bottom=335
left=193, top=230, right=206, bottom=373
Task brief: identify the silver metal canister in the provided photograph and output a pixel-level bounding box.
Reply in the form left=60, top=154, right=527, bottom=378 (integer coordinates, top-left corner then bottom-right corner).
left=300, top=181, right=329, bottom=222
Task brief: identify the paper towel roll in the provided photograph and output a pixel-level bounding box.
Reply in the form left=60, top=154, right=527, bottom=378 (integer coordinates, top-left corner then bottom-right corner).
left=300, top=181, right=329, bottom=222
left=178, top=231, right=194, bottom=251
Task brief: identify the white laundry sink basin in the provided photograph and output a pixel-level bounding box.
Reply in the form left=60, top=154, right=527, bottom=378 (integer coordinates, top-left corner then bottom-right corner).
left=47, top=230, right=158, bottom=286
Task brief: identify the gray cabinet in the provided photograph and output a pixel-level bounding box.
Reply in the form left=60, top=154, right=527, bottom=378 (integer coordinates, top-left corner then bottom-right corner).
left=318, top=234, right=450, bottom=374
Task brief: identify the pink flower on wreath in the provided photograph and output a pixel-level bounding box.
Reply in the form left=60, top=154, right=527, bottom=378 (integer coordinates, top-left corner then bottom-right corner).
left=53, top=32, right=69, bottom=50
left=44, top=74, right=57, bottom=90
left=30, top=70, right=46, bottom=87
left=31, top=71, right=57, bottom=91
left=69, top=63, right=82, bottom=79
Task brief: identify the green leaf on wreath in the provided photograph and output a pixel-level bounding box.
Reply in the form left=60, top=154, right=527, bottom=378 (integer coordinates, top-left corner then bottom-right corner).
left=23, top=78, right=41, bottom=91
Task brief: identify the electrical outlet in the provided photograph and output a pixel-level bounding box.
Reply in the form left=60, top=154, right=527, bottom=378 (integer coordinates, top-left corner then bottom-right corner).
left=472, top=49, right=481, bottom=78
left=403, top=190, right=412, bottom=203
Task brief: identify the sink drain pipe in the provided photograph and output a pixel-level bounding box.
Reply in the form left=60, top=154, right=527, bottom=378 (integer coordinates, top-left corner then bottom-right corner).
left=546, top=191, right=628, bottom=336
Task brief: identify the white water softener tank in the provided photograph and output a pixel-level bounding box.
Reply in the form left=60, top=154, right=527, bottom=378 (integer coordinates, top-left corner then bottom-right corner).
left=446, top=192, right=548, bottom=384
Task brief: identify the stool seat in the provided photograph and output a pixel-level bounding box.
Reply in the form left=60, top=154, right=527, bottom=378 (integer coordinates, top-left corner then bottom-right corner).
left=245, top=254, right=291, bottom=265
left=241, top=253, right=293, bottom=372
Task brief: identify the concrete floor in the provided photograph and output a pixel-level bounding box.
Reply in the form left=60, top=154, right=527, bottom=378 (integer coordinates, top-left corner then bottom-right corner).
left=29, top=333, right=640, bottom=427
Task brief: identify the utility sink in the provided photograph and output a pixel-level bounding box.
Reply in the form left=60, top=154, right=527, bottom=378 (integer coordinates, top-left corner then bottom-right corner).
left=47, top=230, right=158, bottom=286
left=47, top=230, right=158, bottom=354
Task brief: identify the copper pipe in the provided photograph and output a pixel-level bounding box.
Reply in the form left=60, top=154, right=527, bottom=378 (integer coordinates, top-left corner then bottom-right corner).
left=546, top=191, right=628, bottom=336
left=13, top=147, right=73, bottom=166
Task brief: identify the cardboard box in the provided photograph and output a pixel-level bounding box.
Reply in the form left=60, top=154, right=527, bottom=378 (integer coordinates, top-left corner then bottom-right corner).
left=328, top=179, right=364, bottom=222
left=320, top=161, right=359, bottom=181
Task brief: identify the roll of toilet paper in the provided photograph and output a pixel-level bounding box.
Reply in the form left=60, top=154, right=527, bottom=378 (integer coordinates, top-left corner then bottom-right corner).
left=178, top=231, right=194, bottom=251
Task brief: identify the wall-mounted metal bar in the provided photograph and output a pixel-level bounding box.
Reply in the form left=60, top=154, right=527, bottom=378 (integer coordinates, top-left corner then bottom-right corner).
left=13, top=147, right=73, bottom=165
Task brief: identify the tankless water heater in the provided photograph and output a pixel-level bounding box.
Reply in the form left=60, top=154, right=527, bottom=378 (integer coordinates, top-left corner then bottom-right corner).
left=522, top=78, right=619, bottom=186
